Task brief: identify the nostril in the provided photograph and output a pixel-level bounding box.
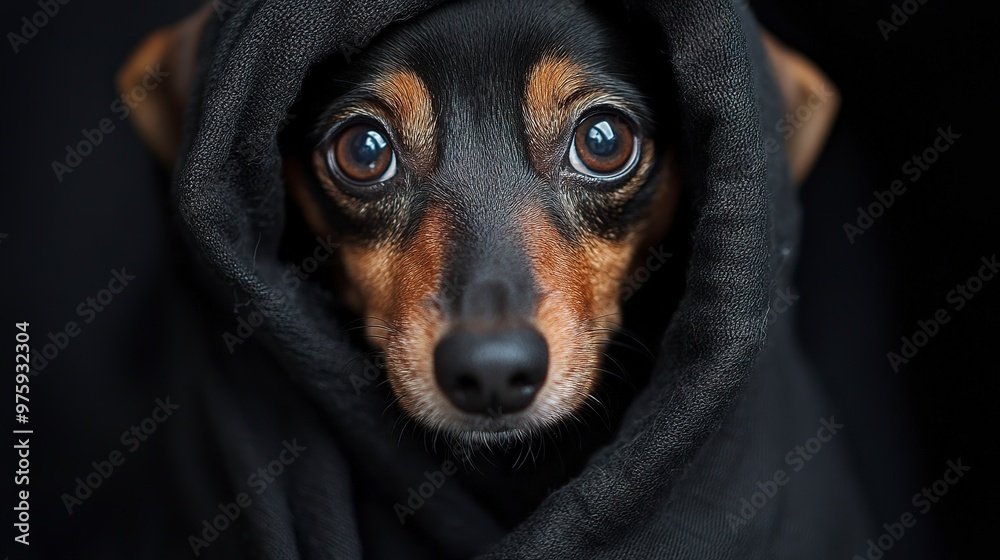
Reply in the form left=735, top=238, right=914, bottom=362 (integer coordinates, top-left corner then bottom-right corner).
left=448, top=374, right=485, bottom=410
left=433, top=327, right=548, bottom=415
left=455, top=375, right=479, bottom=392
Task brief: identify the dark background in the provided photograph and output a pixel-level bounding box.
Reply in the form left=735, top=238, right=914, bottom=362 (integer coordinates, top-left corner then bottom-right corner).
left=1, top=0, right=994, bottom=557
left=753, top=1, right=997, bottom=555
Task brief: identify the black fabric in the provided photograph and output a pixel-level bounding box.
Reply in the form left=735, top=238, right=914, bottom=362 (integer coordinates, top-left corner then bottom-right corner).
left=165, top=0, right=882, bottom=557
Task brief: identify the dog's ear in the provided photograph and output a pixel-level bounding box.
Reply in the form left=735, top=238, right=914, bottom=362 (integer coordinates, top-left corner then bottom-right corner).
left=117, top=5, right=212, bottom=166
left=761, top=30, right=840, bottom=184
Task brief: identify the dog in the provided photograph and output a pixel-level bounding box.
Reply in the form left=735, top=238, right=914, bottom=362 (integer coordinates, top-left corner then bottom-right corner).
left=120, top=0, right=837, bottom=447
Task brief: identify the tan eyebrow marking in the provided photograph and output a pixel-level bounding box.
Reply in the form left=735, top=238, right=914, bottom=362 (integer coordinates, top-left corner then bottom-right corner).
left=369, top=69, right=437, bottom=175
left=523, top=54, right=591, bottom=171
left=524, top=54, right=638, bottom=175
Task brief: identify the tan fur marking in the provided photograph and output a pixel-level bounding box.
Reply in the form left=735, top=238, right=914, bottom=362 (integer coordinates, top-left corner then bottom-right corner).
left=523, top=54, right=636, bottom=173
left=524, top=55, right=590, bottom=168
left=370, top=69, right=437, bottom=175
left=519, top=209, right=639, bottom=422
left=338, top=208, right=452, bottom=418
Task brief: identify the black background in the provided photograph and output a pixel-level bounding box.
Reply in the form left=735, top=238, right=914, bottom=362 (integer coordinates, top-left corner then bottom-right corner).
left=1, top=0, right=994, bottom=558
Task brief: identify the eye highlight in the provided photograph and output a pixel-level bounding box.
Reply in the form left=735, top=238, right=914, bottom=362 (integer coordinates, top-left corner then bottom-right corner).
left=326, top=122, right=397, bottom=185
left=568, top=112, right=638, bottom=179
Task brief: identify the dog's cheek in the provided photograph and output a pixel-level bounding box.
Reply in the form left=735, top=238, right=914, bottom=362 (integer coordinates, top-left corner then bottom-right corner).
left=344, top=208, right=451, bottom=418
left=534, top=290, right=595, bottom=421
left=521, top=211, right=635, bottom=418
left=337, top=243, right=396, bottom=346
left=583, top=235, right=637, bottom=325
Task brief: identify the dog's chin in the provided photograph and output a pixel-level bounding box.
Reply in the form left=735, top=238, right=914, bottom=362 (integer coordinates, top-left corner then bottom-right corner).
left=448, top=427, right=537, bottom=449
left=415, top=405, right=573, bottom=449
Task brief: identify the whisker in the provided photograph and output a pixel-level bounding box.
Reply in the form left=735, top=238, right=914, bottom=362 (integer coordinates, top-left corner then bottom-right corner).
left=381, top=393, right=402, bottom=415
left=581, top=392, right=613, bottom=430
left=587, top=326, right=653, bottom=359
left=363, top=334, right=391, bottom=342
left=338, top=351, right=385, bottom=374
left=596, top=351, right=631, bottom=383
left=596, top=336, right=647, bottom=355
left=395, top=417, right=413, bottom=448
left=341, top=324, right=395, bottom=334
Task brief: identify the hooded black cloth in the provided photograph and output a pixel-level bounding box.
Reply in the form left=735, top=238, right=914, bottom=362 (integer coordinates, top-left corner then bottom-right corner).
left=164, top=0, right=875, bottom=557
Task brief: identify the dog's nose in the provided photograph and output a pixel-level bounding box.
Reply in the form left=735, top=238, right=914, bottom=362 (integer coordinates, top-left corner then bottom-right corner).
left=433, top=327, right=548, bottom=415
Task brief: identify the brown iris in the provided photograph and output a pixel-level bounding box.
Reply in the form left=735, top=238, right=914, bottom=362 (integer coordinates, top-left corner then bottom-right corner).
left=571, top=113, right=636, bottom=176
left=328, top=123, right=395, bottom=184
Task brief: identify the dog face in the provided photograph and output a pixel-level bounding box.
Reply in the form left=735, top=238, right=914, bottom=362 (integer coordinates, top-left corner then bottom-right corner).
left=295, top=0, right=677, bottom=440
left=119, top=0, right=836, bottom=446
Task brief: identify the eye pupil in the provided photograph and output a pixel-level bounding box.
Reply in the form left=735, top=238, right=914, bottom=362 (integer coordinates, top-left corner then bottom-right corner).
left=330, top=123, right=396, bottom=184
left=350, top=129, right=387, bottom=168
left=571, top=113, right=636, bottom=177
left=585, top=120, right=618, bottom=157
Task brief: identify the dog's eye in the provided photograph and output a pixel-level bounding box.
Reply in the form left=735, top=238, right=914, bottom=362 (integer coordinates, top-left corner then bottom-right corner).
left=569, top=113, right=638, bottom=178
left=327, top=123, right=397, bottom=185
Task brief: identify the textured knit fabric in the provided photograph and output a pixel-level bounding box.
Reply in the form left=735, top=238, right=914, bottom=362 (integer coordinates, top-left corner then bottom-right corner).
left=167, top=0, right=875, bottom=558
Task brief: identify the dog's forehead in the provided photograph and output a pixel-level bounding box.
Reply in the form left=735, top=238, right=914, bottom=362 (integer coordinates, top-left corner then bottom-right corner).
left=359, top=0, right=618, bottom=114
